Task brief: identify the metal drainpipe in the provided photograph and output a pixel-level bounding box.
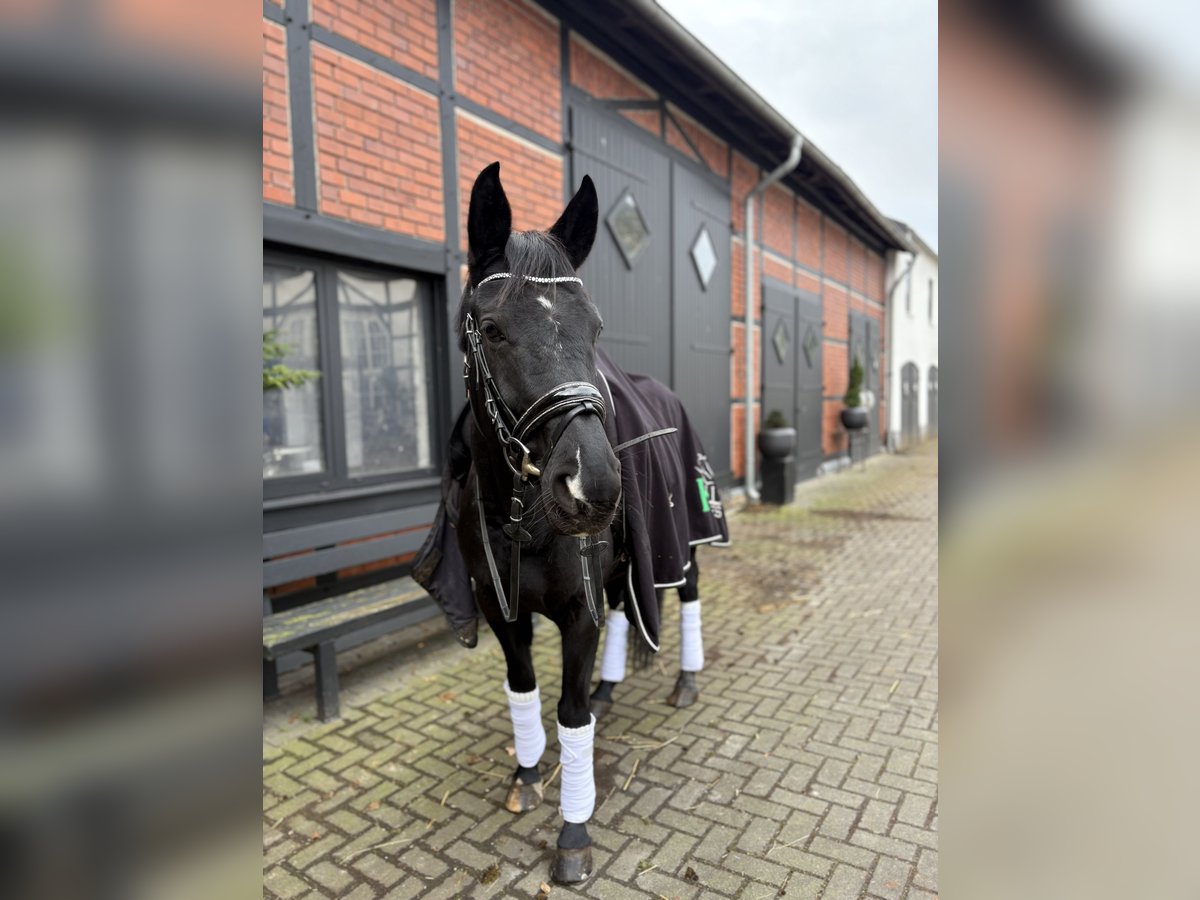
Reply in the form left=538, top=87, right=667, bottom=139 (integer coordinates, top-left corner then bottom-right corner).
left=744, top=134, right=803, bottom=501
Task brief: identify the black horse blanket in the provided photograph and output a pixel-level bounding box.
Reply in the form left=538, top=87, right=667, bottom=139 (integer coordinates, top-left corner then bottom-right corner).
left=413, top=347, right=729, bottom=651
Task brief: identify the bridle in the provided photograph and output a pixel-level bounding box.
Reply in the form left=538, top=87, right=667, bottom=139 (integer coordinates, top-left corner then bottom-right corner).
left=463, top=271, right=609, bottom=627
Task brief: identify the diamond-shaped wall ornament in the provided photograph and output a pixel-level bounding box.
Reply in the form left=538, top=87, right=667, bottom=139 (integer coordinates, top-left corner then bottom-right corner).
left=690, top=225, right=718, bottom=290
left=772, top=318, right=791, bottom=365
left=802, top=323, right=819, bottom=367
left=605, top=190, right=650, bottom=268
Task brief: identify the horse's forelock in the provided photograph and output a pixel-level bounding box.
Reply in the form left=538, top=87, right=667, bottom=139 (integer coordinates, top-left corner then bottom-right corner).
left=495, top=231, right=577, bottom=304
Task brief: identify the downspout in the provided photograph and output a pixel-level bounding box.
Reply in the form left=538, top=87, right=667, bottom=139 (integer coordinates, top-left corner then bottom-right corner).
left=744, top=134, right=803, bottom=501
left=884, top=239, right=917, bottom=450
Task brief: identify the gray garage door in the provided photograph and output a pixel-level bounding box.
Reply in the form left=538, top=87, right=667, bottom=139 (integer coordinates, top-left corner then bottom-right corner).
left=762, top=279, right=823, bottom=482
left=569, top=96, right=732, bottom=480
left=849, top=311, right=882, bottom=456
left=671, top=161, right=731, bottom=483
left=569, top=100, right=671, bottom=386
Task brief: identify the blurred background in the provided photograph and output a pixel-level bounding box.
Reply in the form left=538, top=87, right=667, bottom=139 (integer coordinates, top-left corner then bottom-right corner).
left=940, top=0, right=1200, bottom=897
left=0, top=1, right=261, bottom=898
left=0, top=0, right=1197, bottom=897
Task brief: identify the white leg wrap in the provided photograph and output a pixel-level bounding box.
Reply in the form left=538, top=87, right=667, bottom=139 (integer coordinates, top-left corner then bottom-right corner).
left=680, top=600, right=704, bottom=672
left=504, top=681, right=546, bottom=769
left=599, top=611, right=629, bottom=683
left=557, top=716, right=596, bottom=824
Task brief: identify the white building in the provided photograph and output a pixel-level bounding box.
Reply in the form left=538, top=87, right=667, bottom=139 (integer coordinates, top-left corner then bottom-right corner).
left=886, top=222, right=938, bottom=449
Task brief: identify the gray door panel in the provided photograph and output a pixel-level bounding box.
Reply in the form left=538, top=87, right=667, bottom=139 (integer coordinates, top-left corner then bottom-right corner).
left=901, top=362, right=920, bottom=446
left=762, top=281, right=822, bottom=483
left=794, top=291, right=823, bottom=479
left=570, top=103, right=671, bottom=385
left=672, top=161, right=731, bottom=481
left=849, top=311, right=882, bottom=456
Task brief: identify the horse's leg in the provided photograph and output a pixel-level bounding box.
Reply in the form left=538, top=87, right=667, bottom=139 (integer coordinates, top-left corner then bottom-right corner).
left=490, top=611, right=545, bottom=813
left=589, top=582, right=628, bottom=719
left=668, top=549, right=702, bottom=708
left=551, top=606, right=601, bottom=884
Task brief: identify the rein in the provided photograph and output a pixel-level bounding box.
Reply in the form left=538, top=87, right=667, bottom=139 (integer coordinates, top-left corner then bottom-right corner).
left=464, top=272, right=608, bottom=626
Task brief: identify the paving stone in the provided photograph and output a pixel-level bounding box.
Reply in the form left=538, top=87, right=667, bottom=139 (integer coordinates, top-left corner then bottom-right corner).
left=823, top=863, right=870, bottom=900
left=868, top=854, right=913, bottom=899
left=262, top=447, right=939, bottom=900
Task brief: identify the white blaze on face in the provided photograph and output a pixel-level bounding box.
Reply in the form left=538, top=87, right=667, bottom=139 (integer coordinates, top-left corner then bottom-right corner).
left=537, top=294, right=552, bottom=310
left=565, top=446, right=586, bottom=502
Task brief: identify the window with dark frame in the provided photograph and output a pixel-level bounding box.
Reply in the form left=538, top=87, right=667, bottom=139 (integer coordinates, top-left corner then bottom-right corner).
left=263, top=250, right=439, bottom=497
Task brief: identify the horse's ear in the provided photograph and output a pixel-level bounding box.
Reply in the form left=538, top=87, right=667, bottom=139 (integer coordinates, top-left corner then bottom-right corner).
left=468, top=162, right=512, bottom=282
left=549, top=175, right=598, bottom=270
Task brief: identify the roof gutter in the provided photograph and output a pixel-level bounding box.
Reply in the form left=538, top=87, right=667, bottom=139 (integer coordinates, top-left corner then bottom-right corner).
left=743, top=134, right=803, bottom=502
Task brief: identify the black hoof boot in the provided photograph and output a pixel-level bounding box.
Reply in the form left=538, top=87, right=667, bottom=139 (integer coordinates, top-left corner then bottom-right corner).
left=589, top=680, right=615, bottom=720
left=504, top=765, right=544, bottom=813
left=667, top=670, right=699, bottom=708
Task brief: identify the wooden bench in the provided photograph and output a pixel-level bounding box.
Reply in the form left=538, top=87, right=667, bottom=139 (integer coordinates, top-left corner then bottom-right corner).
left=263, top=502, right=439, bottom=721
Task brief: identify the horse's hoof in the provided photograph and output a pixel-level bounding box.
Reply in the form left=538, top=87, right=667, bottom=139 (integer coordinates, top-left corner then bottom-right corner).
left=504, top=775, right=544, bottom=813
left=590, top=696, right=612, bottom=720
left=550, top=846, right=593, bottom=884
left=667, top=672, right=699, bottom=708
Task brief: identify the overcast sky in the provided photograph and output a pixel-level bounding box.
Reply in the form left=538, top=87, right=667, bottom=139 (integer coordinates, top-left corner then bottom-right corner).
left=658, top=0, right=938, bottom=252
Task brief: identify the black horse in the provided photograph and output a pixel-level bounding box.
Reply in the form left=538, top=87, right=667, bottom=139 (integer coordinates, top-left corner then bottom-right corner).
left=439, top=162, right=725, bottom=884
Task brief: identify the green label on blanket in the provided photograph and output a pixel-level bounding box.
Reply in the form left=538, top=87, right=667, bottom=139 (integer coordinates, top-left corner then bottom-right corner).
left=697, top=477, right=710, bottom=512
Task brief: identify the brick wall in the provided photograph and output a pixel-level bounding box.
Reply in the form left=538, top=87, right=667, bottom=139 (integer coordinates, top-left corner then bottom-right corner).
left=730, top=152, right=759, bottom=234
left=665, top=104, right=729, bottom=177
left=796, top=199, right=821, bottom=272
left=263, top=20, right=293, bottom=206
left=762, top=184, right=793, bottom=258
left=312, top=44, right=443, bottom=240
left=312, top=0, right=438, bottom=79
left=824, top=220, right=849, bottom=285
left=569, top=35, right=660, bottom=136
left=455, top=0, right=561, bottom=142
left=456, top=111, right=563, bottom=251
left=261, top=0, right=895, bottom=484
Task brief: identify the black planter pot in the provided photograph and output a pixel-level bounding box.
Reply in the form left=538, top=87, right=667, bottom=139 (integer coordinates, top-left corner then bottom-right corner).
left=840, top=407, right=868, bottom=431
left=757, top=427, right=796, bottom=460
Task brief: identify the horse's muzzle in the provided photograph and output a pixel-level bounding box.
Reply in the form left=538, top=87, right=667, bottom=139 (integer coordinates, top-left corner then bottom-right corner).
left=542, top=428, right=620, bottom=536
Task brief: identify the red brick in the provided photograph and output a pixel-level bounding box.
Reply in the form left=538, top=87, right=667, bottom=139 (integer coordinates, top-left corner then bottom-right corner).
left=731, top=152, right=759, bottom=234
left=262, top=19, right=293, bottom=206
left=796, top=199, right=821, bottom=271
left=730, top=322, right=761, bottom=400
left=796, top=270, right=821, bottom=295
left=731, top=240, right=760, bottom=322
left=665, top=104, right=728, bottom=177
left=763, top=253, right=792, bottom=287
left=823, top=339, right=848, bottom=400
left=730, top=403, right=762, bottom=480
left=824, top=284, right=849, bottom=342
left=849, top=237, right=867, bottom=294
left=762, top=184, right=793, bottom=258
left=570, top=35, right=660, bottom=137
left=456, top=0, right=561, bottom=142
left=312, top=0, right=438, bottom=80
left=457, top=111, right=563, bottom=252
left=312, top=45, right=443, bottom=241
left=866, top=250, right=886, bottom=302
left=824, top=220, right=848, bottom=284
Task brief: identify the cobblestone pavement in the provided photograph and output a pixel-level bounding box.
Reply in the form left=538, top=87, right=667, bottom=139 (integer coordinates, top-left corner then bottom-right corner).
left=264, top=444, right=938, bottom=899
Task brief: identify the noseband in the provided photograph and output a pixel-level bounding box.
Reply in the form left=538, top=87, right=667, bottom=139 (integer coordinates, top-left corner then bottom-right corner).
left=464, top=272, right=609, bottom=626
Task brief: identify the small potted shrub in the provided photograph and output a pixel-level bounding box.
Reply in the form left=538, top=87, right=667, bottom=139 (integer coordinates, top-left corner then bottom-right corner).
left=840, top=357, right=869, bottom=431
left=757, top=409, right=796, bottom=460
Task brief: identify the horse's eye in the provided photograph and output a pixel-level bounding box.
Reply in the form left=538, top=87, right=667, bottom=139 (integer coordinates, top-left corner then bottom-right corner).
left=481, top=320, right=504, bottom=343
